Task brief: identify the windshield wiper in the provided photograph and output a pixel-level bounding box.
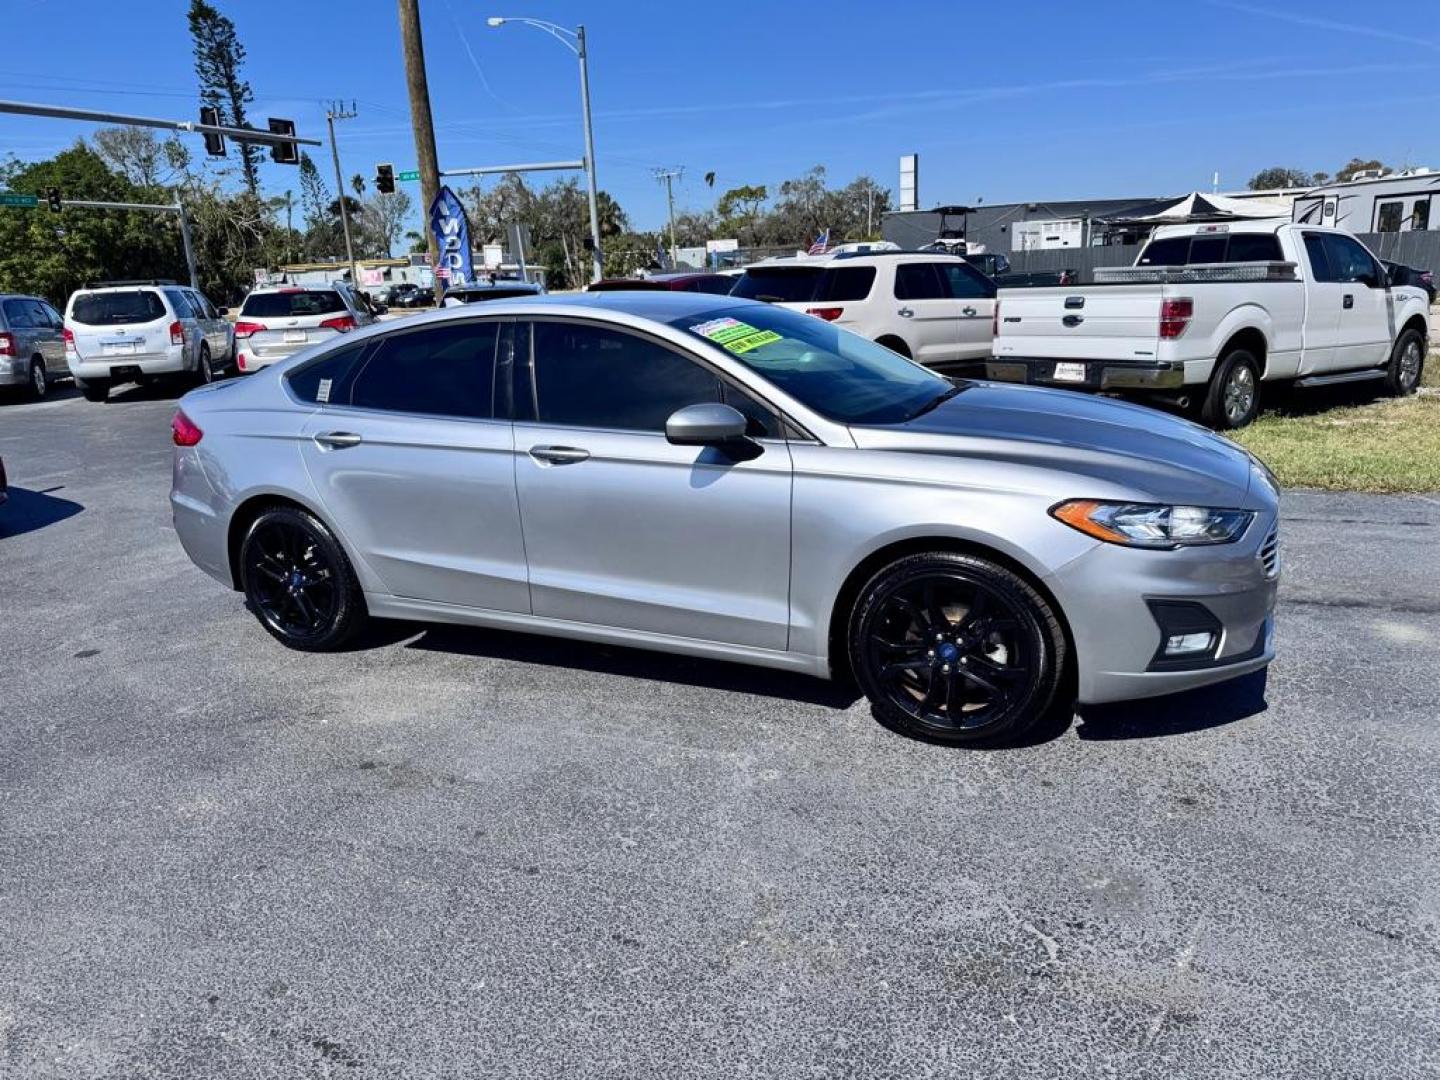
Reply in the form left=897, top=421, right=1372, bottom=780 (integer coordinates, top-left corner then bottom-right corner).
left=904, top=384, right=962, bottom=420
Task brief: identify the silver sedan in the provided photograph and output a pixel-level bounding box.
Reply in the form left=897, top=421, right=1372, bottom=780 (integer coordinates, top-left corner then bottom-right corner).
left=169, top=292, right=1278, bottom=746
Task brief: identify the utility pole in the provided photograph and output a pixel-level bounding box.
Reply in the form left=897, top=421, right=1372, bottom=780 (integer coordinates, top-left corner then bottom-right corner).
left=326, top=102, right=359, bottom=286
left=576, top=25, right=603, bottom=284
left=398, top=0, right=441, bottom=267
left=284, top=190, right=294, bottom=264
left=654, top=167, right=682, bottom=268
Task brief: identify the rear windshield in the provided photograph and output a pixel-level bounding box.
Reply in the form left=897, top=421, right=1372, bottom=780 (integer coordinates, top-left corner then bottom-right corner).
left=1138, top=233, right=1284, bottom=266
left=240, top=290, right=346, bottom=318
left=731, top=265, right=876, bottom=303
left=70, top=290, right=166, bottom=326
left=448, top=288, right=536, bottom=302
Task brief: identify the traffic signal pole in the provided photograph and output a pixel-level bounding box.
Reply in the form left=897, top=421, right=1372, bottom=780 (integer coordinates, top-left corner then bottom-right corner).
left=53, top=199, right=200, bottom=289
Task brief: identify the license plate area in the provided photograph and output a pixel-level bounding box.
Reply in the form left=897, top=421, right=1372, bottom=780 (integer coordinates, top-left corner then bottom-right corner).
left=102, top=341, right=137, bottom=356
left=1052, top=361, right=1088, bottom=383
left=284, top=330, right=307, bottom=344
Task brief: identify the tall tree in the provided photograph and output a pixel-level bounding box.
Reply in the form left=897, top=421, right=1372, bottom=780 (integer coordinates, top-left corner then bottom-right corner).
left=188, top=0, right=260, bottom=196
left=1334, top=158, right=1389, bottom=182
left=1247, top=167, right=1319, bottom=190
left=361, top=189, right=414, bottom=258
left=298, top=153, right=330, bottom=230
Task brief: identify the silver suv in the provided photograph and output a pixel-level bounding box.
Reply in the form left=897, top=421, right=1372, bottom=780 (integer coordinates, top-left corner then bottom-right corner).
left=233, top=284, right=377, bottom=373
left=64, top=281, right=234, bottom=402
left=0, top=294, right=67, bottom=400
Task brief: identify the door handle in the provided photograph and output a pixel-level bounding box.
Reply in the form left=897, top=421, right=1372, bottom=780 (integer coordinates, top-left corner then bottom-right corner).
left=897, top=307, right=914, bottom=318
left=1062, top=314, right=1085, bottom=327
left=313, top=431, right=362, bottom=450
left=1343, top=294, right=1354, bottom=309
left=529, top=445, right=590, bottom=465
left=962, top=306, right=977, bottom=317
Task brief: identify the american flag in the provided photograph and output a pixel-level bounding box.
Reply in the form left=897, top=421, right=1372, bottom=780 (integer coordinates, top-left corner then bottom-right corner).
left=807, top=228, right=830, bottom=256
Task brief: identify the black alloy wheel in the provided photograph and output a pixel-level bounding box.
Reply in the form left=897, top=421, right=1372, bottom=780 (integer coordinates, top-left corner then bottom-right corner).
left=849, top=553, right=1066, bottom=747
left=240, top=506, right=366, bottom=650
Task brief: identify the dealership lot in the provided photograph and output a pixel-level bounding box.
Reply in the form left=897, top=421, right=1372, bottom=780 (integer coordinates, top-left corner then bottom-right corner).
left=2, top=387, right=1438, bottom=1077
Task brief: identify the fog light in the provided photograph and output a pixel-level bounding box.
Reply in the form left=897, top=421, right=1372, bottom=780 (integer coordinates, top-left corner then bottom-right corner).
left=1164, top=631, right=1217, bottom=657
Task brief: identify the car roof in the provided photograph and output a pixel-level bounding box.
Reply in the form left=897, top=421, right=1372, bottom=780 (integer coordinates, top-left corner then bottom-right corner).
left=362, top=289, right=755, bottom=329
left=247, top=285, right=344, bottom=294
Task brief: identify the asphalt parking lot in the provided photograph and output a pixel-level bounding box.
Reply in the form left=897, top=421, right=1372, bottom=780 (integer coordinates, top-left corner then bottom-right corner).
left=2, top=382, right=1438, bottom=1079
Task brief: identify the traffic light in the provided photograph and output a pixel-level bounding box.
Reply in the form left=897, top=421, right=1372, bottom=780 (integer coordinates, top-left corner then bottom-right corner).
left=267, top=118, right=298, bottom=165
left=45, top=187, right=61, bottom=212
left=199, top=105, right=226, bottom=157
left=375, top=163, right=395, bottom=195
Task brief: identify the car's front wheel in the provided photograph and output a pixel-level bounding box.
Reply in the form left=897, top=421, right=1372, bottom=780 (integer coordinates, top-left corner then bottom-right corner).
left=1384, top=328, right=1425, bottom=397
left=848, top=552, right=1067, bottom=747
left=239, top=506, right=367, bottom=651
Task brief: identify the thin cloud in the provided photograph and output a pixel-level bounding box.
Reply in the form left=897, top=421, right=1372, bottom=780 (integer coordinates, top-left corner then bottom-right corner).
left=1206, top=1, right=1440, bottom=51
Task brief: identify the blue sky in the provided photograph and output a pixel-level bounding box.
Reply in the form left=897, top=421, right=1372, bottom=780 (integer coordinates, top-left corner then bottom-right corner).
left=2, top=0, right=1437, bottom=232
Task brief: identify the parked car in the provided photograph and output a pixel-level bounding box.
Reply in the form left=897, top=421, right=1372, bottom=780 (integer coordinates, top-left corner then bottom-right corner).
left=989, top=222, right=1431, bottom=428
left=1383, top=260, right=1436, bottom=303
left=731, top=251, right=996, bottom=371
left=586, top=272, right=736, bottom=295
left=232, top=284, right=376, bottom=373
left=170, top=292, right=1279, bottom=748
left=64, top=280, right=234, bottom=402
left=1, top=293, right=67, bottom=400
left=386, top=284, right=434, bottom=309
left=442, top=281, right=544, bottom=307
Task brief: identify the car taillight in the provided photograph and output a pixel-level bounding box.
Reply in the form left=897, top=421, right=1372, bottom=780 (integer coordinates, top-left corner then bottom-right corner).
left=1159, top=297, right=1193, bottom=340
left=0, top=332, right=14, bottom=357
left=171, top=410, right=203, bottom=447
left=169, top=320, right=184, bottom=346
left=805, top=307, right=843, bottom=322
left=319, top=315, right=356, bottom=333
left=232, top=321, right=265, bottom=339
left=63, top=328, right=76, bottom=354
left=992, top=299, right=1000, bottom=337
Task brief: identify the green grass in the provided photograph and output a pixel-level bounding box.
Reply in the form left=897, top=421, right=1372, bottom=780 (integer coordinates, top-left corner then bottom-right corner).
left=1228, top=349, right=1440, bottom=493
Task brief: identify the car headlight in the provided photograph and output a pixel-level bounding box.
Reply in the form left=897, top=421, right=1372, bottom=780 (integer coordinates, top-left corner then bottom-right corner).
left=1051, top=500, right=1253, bottom=548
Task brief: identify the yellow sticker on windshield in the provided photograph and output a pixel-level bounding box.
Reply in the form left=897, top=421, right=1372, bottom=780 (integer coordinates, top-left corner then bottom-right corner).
left=691, top=317, right=782, bottom=354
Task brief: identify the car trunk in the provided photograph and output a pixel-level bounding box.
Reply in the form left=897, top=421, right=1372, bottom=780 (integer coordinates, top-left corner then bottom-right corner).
left=993, top=284, right=1165, bottom=361
left=237, top=291, right=351, bottom=362
left=67, top=291, right=173, bottom=361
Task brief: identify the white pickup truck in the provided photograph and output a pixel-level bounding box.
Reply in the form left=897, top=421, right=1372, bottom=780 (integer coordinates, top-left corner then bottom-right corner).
left=987, top=221, right=1431, bottom=428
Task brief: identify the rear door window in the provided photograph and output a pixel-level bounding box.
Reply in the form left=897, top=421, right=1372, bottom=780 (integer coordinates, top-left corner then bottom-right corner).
left=1303, top=233, right=1334, bottom=281
left=893, top=263, right=947, bottom=300
left=529, top=320, right=720, bottom=431
left=286, top=341, right=370, bottom=404
left=69, top=290, right=167, bottom=326
left=3, top=298, right=34, bottom=328
left=731, top=268, right=823, bottom=302
left=165, top=289, right=197, bottom=319
left=240, top=290, right=347, bottom=318
left=346, top=321, right=499, bottom=419
left=818, top=266, right=876, bottom=301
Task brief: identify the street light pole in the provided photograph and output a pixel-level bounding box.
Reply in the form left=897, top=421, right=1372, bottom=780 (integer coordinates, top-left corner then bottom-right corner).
left=576, top=26, right=603, bottom=284
left=326, top=103, right=359, bottom=287
left=487, top=16, right=604, bottom=283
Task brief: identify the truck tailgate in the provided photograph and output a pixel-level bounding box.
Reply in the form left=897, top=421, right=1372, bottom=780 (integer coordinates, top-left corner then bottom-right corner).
left=993, top=285, right=1162, bottom=361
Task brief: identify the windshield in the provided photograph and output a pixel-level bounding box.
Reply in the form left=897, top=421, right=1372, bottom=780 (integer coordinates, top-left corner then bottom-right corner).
left=240, top=290, right=346, bottom=318
left=70, top=290, right=166, bottom=326
left=669, top=304, right=953, bottom=425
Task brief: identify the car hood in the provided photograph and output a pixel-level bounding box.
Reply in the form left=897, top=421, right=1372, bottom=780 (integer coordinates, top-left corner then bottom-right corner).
left=848, top=381, right=1259, bottom=507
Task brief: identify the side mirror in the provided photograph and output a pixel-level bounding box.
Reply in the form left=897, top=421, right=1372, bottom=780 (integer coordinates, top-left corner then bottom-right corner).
left=665, top=402, right=749, bottom=446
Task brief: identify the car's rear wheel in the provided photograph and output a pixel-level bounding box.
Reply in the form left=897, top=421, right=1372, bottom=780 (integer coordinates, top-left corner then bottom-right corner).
left=195, top=344, right=214, bottom=385
left=1200, top=349, right=1261, bottom=430
left=876, top=335, right=912, bottom=359
left=848, top=552, right=1067, bottom=747
left=28, top=358, right=47, bottom=400
left=240, top=506, right=367, bottom=651
left=1384, top=328, right=1424, bottom=397
left=75, top=376, right=109, bottom=402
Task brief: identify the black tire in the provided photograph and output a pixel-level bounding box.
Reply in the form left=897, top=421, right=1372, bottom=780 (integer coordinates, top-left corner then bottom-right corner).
left=75, top=376, right=109, bottom=402
left=1384, top=328, right=1425, bottom=397
left=848, top=552, right=1067, bottom=747
left=876, top=336, right=912, bottom=359
left=239, top=506, right=367, bottom=651
left=27, top=358, right=47, bottom=400
left=1199, top=349, right=1261, bottom=430
left=195, top=344, right=214, bottom=386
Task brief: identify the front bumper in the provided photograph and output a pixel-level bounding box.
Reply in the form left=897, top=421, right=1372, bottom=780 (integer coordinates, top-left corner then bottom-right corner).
left=987, top=357, right=1185, bottom=391
left=1045, top=512, right=1279, bottom=704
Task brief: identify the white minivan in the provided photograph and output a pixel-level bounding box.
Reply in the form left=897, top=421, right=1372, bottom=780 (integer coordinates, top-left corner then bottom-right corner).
left=730, top=252, right=996, bottom=371
left=65, top=281, right=234, bottom=402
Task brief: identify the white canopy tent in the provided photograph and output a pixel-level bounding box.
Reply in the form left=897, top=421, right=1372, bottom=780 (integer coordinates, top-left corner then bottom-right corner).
left=1115, top=191, right=1290, bottom=224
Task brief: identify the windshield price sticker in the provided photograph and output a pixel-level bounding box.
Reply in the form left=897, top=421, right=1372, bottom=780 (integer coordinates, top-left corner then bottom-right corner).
left=691, top=317, right=783, bottom=354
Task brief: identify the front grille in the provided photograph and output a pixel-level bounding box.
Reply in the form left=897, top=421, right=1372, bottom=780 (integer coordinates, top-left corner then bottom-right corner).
left=1260, top=525, right=1280, bottom=578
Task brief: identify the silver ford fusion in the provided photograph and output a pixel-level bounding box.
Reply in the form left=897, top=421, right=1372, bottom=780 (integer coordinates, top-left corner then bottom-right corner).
left=169, top=292, right=1278, bottom=747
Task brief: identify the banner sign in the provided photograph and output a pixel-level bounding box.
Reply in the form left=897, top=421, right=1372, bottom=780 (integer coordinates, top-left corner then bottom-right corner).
left=429, top=185, right=475, bottom=288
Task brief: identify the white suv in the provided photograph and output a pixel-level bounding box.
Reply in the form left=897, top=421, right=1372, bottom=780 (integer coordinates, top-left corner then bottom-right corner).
left=233, top=284, right=377, bottom=373
left=730, top=252, right=997, bottom=369
left=64, top=281, right=235, bottom=402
